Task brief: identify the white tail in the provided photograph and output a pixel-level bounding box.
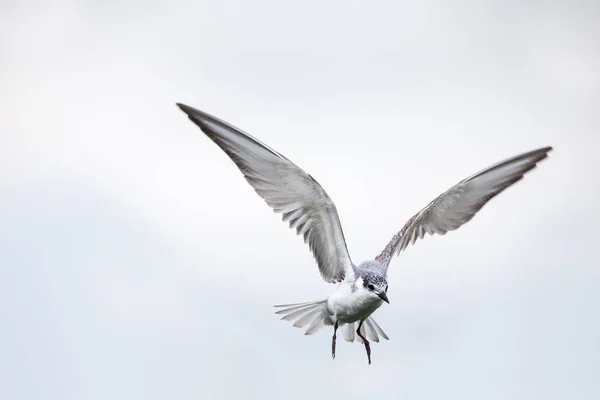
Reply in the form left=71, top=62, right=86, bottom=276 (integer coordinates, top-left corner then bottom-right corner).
left=342, top=317, right=389, bottom=343
left=274, top=300, right=332, bottom=335
left=274, top=301, right=389, bottom=342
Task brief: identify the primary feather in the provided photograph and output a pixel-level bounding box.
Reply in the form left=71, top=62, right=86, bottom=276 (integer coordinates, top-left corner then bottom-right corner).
left=177, top=104, right=355, bottom=283
left=376, top=147, right=552, bottom=268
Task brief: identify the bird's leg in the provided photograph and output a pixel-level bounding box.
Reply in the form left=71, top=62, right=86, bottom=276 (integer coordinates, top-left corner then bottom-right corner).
left=356, top=320, right=371, bottom=365
left=331, top=321, right=338, bottom=359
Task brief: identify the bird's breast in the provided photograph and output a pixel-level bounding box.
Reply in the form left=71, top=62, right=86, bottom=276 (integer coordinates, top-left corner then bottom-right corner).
left=328, top=288, right=383, bottom=323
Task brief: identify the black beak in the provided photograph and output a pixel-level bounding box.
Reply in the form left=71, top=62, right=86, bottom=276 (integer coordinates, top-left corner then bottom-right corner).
left=377, top=292, right=390, bottom=304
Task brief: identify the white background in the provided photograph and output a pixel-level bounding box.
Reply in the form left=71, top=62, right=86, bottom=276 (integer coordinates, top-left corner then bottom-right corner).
left=1, top=1, right=599, bottom=399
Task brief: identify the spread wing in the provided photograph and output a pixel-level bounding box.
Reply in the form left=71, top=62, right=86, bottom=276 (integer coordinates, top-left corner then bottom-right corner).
left=177, top=103, right=354, bottom=283
left=375, top=147, right=552, bottom=269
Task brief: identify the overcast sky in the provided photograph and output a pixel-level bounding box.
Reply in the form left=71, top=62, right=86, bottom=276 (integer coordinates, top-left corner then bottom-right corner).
left=1, top=1, right=599, bottom=399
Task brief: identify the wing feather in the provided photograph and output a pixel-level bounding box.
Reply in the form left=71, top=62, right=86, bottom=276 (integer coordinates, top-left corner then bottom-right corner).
left=376, top=147, right=552, bottom=268
left=177, top=104, right=354, bottom=283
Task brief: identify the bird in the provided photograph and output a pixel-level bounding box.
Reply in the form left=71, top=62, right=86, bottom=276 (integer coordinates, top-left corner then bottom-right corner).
left=176, top=103, right=552, bottom=364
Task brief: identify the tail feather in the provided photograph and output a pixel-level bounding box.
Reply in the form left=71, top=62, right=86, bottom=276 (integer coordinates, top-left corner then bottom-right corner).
left=279, top=303, right=321, bottom=322
left=293, top=308, right=323, bottom=328
left=305, top=317, right=325, bottom=335
left=365, top=318, right=379, bottom=342
left=274, top=301, right=390, bottom=342
left=274, top=300, right=330, bottom=335
left=343, top=323, right=355, bottom=342
left=274, top=301, right=321, bottom=314
left=274, top=301, right=319, bottom=308
left=342, top=317, right=389, bottom=343
left=369, top=317, right=389, bottom=340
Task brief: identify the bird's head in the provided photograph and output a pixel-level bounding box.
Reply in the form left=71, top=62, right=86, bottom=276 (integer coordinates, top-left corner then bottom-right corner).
left=361, top=273, right=389, bottom=304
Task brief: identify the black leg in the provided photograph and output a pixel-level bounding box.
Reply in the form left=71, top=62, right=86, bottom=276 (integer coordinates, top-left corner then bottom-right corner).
left=331, top=321, right=338, bottom=359
left=356, top=320, right=371, bottom=365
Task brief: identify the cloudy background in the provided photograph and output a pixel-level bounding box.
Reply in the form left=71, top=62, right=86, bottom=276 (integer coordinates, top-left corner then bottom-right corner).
left=1, top=0, right=599, bottom=399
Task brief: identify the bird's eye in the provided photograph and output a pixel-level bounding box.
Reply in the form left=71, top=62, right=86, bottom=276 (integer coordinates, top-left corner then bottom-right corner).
left=368, top=284, right=375, bottom=291
left=385, top=285, right=389, bottom=292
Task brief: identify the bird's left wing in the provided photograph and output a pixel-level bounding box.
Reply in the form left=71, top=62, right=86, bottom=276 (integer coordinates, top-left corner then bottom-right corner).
left=375, top=147, right=552, bottom=269
left=177, top=104, right=354, bottom=283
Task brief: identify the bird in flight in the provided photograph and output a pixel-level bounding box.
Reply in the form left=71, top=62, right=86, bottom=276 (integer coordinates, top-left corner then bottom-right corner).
left=177, top=103, right=552, bottom=364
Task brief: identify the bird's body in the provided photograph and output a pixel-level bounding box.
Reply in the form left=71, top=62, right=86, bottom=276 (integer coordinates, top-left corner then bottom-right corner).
left=328, top=260, right=388, bottom=324
left=273, top=259, right=390, bottom=362
left=274, top=260, right=389, bottom=363
left=176, top=103, right=552, bottom=364
left=328, top=278, right=384, bottom=324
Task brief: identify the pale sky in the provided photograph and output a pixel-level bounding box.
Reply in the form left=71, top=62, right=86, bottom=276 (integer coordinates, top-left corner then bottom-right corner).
left=1, top=1, right=599, bottom=399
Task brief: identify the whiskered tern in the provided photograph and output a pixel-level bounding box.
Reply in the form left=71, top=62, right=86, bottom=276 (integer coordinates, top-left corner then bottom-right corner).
left=177, top=103, right=552, bottom=364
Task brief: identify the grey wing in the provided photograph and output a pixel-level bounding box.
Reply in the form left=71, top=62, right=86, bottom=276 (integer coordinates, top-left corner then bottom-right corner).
left=177, top=103, right=354, bottom=283
left=375, top=147, right=553, bottom=269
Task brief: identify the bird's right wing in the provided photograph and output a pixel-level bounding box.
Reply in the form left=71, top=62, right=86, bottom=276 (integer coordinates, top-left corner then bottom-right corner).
left=177, top=104, right=354, bottom=283
left=375, top=147, right=552, bottom=269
